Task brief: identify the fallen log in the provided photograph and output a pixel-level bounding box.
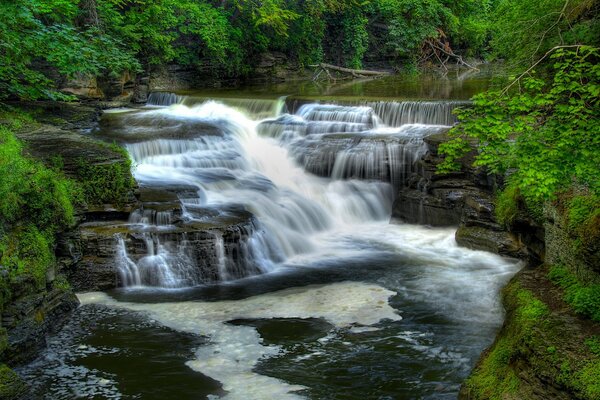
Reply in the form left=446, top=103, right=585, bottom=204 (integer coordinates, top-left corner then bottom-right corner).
left=309, top=63, right=390, bottom=81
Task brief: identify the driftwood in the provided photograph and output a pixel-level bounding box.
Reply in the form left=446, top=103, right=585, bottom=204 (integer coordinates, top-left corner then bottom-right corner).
left=425, top=38, right=480, bottom=72
left=418, top=30, right=480, bottom=73
left=310, top=63, right=390, bottom=82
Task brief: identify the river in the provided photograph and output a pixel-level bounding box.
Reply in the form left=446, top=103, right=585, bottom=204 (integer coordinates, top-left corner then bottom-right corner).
left=18, top=70, right=521, bottom=399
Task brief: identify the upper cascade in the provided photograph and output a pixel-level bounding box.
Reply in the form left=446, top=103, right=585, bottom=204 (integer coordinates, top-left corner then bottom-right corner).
left=365, top=100, right=469, bottom=127
left=147, top=91, right=182, bottom=106
left=180, top=96, right=287, bottom=119
left=286, top=99, right=468, bottom=127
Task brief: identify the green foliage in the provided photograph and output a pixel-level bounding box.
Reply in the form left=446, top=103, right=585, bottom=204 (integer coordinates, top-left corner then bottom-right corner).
left=586, top=337, right=600, bottom=356
left=1, top=0, right=516, bottom=98
left=374, top=0, right=455, bottom=60
left=577, top=360, right=600, bottom=399
left=341, top=8, right=369, bottom=69
left=98, top=0, right=243, bottom=73
left=567, top=194, right=600, bottom=233
left=75, top=143, right=134, bottom=206
left=0, top=0, right=139, bottom=100
left=0, top=111, right=78, bottom=309
left=491, top=0, right=600, bottom=64
left=548, top=265, right=600, bottom=322
left=439, top=47, right=600, bottom=205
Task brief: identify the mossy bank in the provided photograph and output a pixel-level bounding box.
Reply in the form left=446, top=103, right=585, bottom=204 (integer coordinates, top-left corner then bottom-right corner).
left=459, top=200, right=600, bottom=400
left=0, top=102, right=137, bottom=398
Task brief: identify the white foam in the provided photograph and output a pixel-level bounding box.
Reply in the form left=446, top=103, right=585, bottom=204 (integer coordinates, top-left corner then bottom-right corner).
left=78, top=281, right=400, bottom=400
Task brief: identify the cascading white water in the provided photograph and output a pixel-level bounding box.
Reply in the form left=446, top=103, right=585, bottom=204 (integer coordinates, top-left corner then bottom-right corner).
left=114, top=97, right=459, bottom=288
left=146, top=92, right=182, bottom=106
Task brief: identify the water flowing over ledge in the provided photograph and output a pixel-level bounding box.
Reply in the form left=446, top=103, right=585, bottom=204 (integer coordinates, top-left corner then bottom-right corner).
left=100, top=94, right=466, bottom=288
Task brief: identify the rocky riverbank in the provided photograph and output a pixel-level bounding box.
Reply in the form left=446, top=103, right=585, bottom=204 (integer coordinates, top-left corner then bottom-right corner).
left=0, top=101, right=139, bottom=397
left=392, top=130, right=600, bottom=399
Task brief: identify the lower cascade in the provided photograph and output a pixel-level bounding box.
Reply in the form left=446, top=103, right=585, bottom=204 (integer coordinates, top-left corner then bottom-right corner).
left=107, top=98, right=458, bottom=288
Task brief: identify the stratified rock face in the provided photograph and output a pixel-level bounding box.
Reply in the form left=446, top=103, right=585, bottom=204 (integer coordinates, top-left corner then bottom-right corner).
left=392, top=132, right=538, bottom=260
left=545, top=204, right=600, bottom=283
left=63, top=181, right=263, bottom=291
left=1, top=288, right=78, bottom=366
left=253, top=51, right=302, bottom=80
left=60, top=71, right=136, bottom=101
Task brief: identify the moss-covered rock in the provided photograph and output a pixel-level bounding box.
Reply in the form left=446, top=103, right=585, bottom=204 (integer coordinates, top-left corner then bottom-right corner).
left=545, top=202, right=600, bottom=284
left=455, top=226, right=526, bottom=258
left=460, top=265, right=600, bottom=400
left=0, top=364, right=27, bottom=400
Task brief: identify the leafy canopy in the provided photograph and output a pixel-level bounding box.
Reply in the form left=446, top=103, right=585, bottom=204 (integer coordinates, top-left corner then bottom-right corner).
left=438, top=46, right=600, bottom=204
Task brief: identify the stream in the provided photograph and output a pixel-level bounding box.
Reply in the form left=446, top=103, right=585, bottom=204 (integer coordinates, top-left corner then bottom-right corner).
left=18, top=71, right=521, bottom=399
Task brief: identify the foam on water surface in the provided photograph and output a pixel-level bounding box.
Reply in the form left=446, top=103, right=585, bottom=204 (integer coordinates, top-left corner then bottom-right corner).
left=79, top=281, right=401, bottom=399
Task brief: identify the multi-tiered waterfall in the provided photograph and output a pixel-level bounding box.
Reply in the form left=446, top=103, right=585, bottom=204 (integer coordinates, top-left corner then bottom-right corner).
left=106, top=95, right=467, bottom=288
left=23, top=83, right=524, bottom=400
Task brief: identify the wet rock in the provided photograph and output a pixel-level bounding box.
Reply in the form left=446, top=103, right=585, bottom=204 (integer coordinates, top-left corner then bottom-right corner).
left=1, top=289, right=78, bottom=366
left=10, top=101, right=100, bottom=132
left=0, top=364, right=28, bottom=400
left=96, top=111, right=223, bottom=143
left=455, top=226, right=526, bottom=258
left=392, top=131, right=537, bottom=260
left=68, top=210, right=261, bottom=291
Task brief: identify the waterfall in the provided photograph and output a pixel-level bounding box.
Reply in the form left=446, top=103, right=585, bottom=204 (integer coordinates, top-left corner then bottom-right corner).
left=286, top=99, right=469, bottom=127
left=147, top=92, right=182, bottom=106
left=180, top=96, right=287, bottom=119
left=110, top=97, right=457, bottom=288
left=365, top=100, right=469, bottom=127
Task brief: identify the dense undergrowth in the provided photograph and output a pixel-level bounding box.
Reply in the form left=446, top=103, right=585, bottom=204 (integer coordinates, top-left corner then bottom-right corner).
left=549, top=266, right=600, bottom=322
left=438, top=46, right=600, bottom=242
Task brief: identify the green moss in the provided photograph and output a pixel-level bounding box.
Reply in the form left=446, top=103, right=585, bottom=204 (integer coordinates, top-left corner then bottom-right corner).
left=586, top=337, right=600, bottom=356
left=577, top=360, right=600, bottom=400
left=0, top=111, right=78, bottom=311
left=75, top=143, right=134, bottom=206
left=0, top=226, right=53, bottom=289
left=495, top=182, right=544, bottom=228
left=463, top=283, right=548, bottom=399
left=549, top=265, right=600, bottom=322
left=52, top=274, right=71, bottom=291
left=495, top=184, right=521, bottom=227
left=514, top=288, right=549, bottom=323
left=0, top=364, right=27, bottom=400
left=466, top=271, right=600, bottom=400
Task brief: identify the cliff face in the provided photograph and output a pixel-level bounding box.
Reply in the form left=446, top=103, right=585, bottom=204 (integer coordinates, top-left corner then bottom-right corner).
left=393, top=132, right=544, bottom=262
left=394, top=132, right=600, bottom=400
